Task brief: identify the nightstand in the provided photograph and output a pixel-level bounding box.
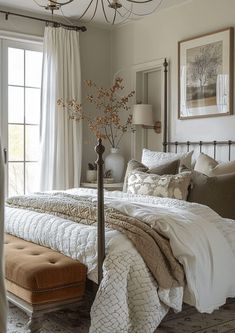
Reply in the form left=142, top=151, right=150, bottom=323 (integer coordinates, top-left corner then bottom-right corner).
left=81, top=182, right=123, bottom=191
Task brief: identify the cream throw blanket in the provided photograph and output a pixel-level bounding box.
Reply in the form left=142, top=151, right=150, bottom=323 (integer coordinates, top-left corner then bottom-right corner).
left=6, top=192, right=185, bottom=290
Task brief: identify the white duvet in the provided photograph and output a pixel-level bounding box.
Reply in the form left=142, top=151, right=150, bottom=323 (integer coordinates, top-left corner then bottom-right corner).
left=5, top=188, right=235, bottom=333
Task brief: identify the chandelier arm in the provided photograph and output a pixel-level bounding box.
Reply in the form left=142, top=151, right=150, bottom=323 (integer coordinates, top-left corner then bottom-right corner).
left=115, top=2, right=133, bottom=24
left=102, top=0, right=111, bottom=23
left=107, top=0, right=135, bottom=24
left=126, top=0, right=154, bottom=3
left=112, top=8, right=131, bottom=23
left=48, top=0, right=74, bottom=5
left=110, top=0, right=149, bottom=23
left=107, top=0, right=124, bottom=22
left=89, top=0, right=99, bottom=21
left=112, top=8, right=117, bottom=24
left=108, top=0, right=138, bottom=25
left=122, top=0, right=163, bottom=17
left=77, top=0, right=95, bottom=19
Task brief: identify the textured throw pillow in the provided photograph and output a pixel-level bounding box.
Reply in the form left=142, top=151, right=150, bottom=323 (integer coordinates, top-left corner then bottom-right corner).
left=141, top=148, right=193, bottom=169
left=188, top=171, right=235, bottom=219
left=194, top=153, right=235, bottom=176
left=127, top=171, right=192, bottom=200
left=123, top=160, right=148, bottom=192
left=123, top=159, right=180, bottom=192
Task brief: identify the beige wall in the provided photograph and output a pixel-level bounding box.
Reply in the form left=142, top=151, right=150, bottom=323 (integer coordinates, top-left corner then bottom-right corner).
left=0, top=12, right=111, bottom=181
left=111, top=0, right=235, bottom=160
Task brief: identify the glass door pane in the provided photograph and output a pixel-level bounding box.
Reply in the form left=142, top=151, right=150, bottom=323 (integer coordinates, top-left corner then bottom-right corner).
left=4, top=41, right=43, bottom=196
left=8, top=48, right=24, bottom=86
left=8, top=86, right=24, bottom=123
left=25, top=125, right=40, bottom=161
left=25, top=88, right=41, bottom=124
left=8, top=125, right=24, bottom=161
left=25, top=50, right=42, bottom=88
left=8, top=163, right=24, bottom=197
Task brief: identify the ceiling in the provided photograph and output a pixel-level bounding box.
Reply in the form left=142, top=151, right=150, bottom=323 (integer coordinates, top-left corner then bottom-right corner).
left=0, top=0, right=191, bottom=26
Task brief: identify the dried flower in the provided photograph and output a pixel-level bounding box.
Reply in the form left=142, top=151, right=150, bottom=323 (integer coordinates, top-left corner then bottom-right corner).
left=58, top=78, right=135, bottom=148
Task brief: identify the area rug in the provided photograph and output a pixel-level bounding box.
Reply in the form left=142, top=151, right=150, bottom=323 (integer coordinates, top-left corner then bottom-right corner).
left=7, top=299, right=235, bottom=333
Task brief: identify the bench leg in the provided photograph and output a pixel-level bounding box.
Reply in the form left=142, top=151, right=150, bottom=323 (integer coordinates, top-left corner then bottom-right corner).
left=26, top=314, right=43, bottom=333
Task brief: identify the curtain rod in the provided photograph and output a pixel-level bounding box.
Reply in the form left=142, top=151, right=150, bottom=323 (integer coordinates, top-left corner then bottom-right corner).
left=0, top=9, right=87, bottom=32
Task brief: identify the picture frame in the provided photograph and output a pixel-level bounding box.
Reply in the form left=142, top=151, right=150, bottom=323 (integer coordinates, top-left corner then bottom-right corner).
left=178, top=27, right=234, bottom=119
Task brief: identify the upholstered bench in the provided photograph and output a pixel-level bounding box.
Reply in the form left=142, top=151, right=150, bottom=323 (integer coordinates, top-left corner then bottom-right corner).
left=5, top=234, right=87, bottom=333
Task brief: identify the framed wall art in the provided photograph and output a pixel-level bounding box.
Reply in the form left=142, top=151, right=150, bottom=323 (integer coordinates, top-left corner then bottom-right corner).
left=178, top=27, right=234, bottom=119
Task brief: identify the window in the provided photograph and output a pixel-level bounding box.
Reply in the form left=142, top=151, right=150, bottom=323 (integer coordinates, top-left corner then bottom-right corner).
left=0, top=39, right=43, bottom=197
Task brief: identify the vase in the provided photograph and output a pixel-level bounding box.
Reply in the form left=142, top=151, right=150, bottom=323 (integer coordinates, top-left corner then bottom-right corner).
left=105, top=148, right=125, bottom=182
left=86, top=170, right=97, bottom=182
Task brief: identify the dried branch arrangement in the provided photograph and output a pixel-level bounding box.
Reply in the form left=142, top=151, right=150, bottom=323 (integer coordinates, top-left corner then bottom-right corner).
left=58, top=77, right=135, bottom=148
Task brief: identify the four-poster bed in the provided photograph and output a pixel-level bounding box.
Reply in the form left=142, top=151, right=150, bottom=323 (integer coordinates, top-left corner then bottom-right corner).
left=4, top=57, right=235, bottom=333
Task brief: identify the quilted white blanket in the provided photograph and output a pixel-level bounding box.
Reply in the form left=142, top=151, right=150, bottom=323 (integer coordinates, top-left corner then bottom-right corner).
left=5, top=188, right=235, bottom=333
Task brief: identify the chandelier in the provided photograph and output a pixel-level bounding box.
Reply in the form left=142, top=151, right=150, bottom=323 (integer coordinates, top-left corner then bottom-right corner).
left=34, top=0, right=163, bottom=24
left=79, top=0, right=162, bottom=25
left=33, top=0, right=74, bottom=14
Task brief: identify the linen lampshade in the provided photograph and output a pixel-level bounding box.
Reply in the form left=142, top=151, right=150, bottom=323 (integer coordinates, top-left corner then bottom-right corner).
left=132, top=104, right=153, bottom=126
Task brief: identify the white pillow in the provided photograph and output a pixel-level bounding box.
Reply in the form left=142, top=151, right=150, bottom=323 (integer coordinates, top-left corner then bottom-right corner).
left=194, top=153, right=235, bottom=176
left=141, top=148, right=193, bottom=169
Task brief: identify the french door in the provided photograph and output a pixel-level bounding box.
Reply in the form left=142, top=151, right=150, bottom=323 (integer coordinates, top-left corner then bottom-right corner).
left=0, top=39, right=43, bottom=197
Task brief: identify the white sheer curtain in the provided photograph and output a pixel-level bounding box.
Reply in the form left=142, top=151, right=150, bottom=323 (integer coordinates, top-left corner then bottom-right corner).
left=0, top=139, right=7, bottom=333
left=40, top=26, right=82, bottom=191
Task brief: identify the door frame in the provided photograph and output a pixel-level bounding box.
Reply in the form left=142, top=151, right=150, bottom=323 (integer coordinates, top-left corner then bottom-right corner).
left=131, top=57, right=168, bottom=161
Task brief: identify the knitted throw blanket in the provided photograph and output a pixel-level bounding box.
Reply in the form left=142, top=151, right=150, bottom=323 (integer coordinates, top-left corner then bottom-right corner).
left=6, top=192, right=185, bottom=289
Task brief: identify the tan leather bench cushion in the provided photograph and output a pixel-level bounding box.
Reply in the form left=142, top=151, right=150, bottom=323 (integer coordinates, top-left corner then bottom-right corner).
left=5, top=234, right=87, bottom=304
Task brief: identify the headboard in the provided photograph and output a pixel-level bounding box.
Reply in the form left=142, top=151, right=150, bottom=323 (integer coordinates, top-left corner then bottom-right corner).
left=164, top=140, right=235, bottom=161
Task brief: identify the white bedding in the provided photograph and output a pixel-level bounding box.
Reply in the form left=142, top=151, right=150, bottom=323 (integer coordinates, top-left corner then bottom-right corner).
left=5, top=188, right=235, bottom=333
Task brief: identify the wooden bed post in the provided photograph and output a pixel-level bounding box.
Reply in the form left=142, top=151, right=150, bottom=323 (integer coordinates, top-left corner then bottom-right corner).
left=163, top=58, right=168, bottom=153
left=95, top=138, right=105, bottom=285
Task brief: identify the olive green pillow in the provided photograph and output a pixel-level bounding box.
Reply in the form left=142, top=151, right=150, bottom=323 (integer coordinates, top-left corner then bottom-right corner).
left=188, top=171, right=235, bottom=219
left=123, top=159, right=180, bottom=192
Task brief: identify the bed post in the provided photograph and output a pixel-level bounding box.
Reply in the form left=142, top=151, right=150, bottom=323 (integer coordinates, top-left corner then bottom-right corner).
left=163, top=58, right=168, bottom=153
left=95, top=138, right=105, bottom=285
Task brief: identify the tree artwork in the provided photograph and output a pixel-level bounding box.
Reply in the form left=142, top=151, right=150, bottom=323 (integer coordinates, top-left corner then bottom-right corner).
left=179, top=28, right=233, bottom=119
left=186, top=41, right=223, bottom=108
